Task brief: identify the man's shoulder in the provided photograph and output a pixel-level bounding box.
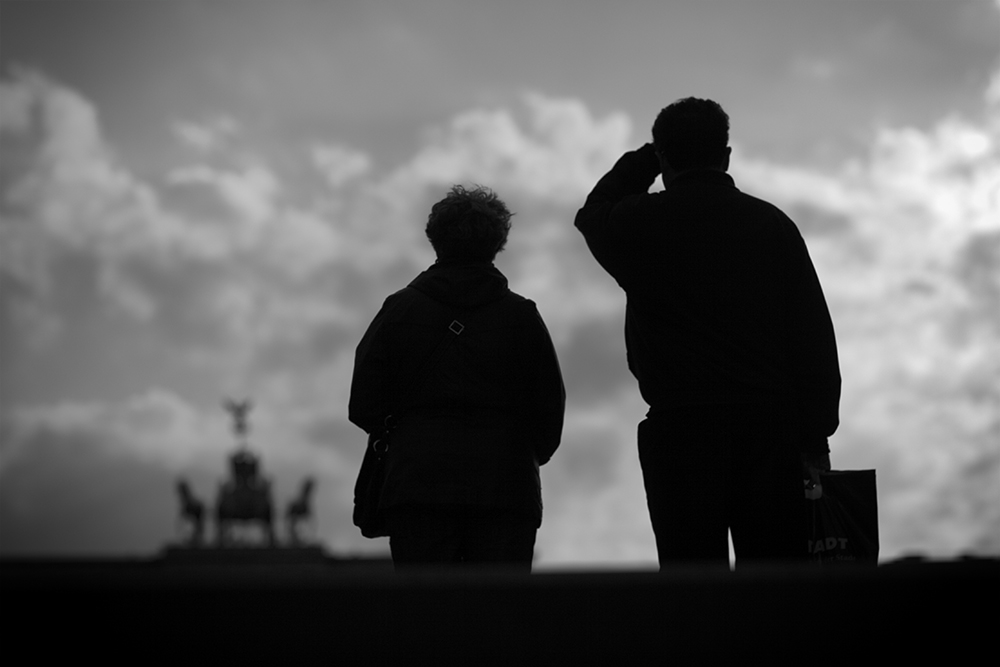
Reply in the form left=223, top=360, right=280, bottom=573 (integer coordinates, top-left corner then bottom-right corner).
left=660, top=178, right=785, bottom=210
left=730, top=188, right=790, bottom=216
left=694, top=184, right=799, bottom=231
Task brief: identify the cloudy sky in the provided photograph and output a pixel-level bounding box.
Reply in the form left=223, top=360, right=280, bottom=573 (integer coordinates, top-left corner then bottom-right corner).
left=1, top=0, right=998, bottom=567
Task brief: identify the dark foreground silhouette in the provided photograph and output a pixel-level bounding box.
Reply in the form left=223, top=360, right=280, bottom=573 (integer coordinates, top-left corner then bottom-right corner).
left=2, top=554, right=995, bottom=661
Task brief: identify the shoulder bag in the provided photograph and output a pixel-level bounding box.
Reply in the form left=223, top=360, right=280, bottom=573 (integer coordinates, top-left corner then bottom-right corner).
left=352, top=317, right=466, bottom=538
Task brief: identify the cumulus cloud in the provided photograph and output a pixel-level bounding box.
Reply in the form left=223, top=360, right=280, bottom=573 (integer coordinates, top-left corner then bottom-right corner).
left=168, top=162, right=280, bottom=226
left=737, top=93, right=999, bottom=250
left=312, top=144, right=372, bottom=188
left=789, top=56, right=839, bottom=82
left=1, top=386, right=351, bottom=478
left=1, top=72, right=161, bottom=256
left=2, top=389, right=217, bottom=473
left=173, top=116, right=239, bottom=153
left=0, top=70, right=244, bottom=340
left=1, top=70, right=371, bottom=370
left=390, top=93, right=632, bottom=206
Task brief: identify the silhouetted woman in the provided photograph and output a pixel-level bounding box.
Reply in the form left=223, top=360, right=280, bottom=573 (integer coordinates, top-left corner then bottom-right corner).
left=349, top=185, right=565, bottom=571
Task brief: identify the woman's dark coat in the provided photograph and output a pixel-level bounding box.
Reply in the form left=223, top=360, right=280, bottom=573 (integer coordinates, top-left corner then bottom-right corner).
left=348, top=261, right=565, bottom=526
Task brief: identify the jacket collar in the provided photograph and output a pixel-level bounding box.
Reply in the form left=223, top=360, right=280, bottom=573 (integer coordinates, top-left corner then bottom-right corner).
left=666, top=169, right=737, bottom=190
left=408, top=260, right=510, bottom=308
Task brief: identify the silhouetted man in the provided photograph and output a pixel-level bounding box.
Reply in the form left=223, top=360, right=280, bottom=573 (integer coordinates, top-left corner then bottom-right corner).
left=575, top=98, right=840, bottom=568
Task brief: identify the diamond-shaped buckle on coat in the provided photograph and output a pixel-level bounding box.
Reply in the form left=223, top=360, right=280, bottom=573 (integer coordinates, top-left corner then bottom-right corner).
left=449, top=320, right=465, bottom=335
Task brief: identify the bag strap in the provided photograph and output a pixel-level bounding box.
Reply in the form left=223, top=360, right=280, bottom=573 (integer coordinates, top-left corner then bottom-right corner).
left=381, top=316, right=465, bottom=434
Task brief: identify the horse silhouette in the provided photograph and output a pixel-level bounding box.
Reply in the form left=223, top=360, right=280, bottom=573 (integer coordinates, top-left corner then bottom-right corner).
left=175, top=479, right=206, bottom=545
left=285, top=477, right=316, bottom=545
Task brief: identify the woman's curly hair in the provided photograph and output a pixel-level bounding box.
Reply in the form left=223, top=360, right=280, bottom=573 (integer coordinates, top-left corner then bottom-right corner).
left=425, top=185, right=513, bottom=261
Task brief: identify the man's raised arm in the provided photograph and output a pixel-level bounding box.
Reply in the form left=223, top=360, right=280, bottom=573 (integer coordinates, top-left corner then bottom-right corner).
left=575, top=143, right=661, bottom=231
left=574, top=143, right=660, bottom=271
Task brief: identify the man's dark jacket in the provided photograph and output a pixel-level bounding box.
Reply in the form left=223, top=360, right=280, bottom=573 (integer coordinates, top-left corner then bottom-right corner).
left=348, top=261, right=565, bottom=526
left=574, top=144, right=840, bottom=453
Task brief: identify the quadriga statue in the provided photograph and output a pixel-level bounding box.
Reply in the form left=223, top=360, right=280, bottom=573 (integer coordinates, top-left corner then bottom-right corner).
left=214, top=399, right=275, bottom=546
left=214, top=448, right=276, bottom=546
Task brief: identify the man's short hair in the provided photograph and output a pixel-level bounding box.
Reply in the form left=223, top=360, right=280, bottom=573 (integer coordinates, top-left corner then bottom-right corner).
left=425, top=185, right=512, bottom=262
left=652, top=97, right=730, bottom=171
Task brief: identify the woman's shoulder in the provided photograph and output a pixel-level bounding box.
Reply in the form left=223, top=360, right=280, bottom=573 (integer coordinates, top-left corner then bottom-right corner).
left=492, top=290, right=543, bottom=318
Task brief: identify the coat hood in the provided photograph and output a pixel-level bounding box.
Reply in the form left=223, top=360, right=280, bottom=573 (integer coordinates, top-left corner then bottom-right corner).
left=408, top=260, right=511, bottom=309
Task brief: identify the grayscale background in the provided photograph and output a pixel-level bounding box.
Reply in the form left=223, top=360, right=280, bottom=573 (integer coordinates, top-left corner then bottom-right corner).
left=1, top=0, right=998, bottom=567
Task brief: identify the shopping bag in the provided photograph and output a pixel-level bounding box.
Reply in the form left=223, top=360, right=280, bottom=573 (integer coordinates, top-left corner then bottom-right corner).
left=805, top=469, right=878, bottom=565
